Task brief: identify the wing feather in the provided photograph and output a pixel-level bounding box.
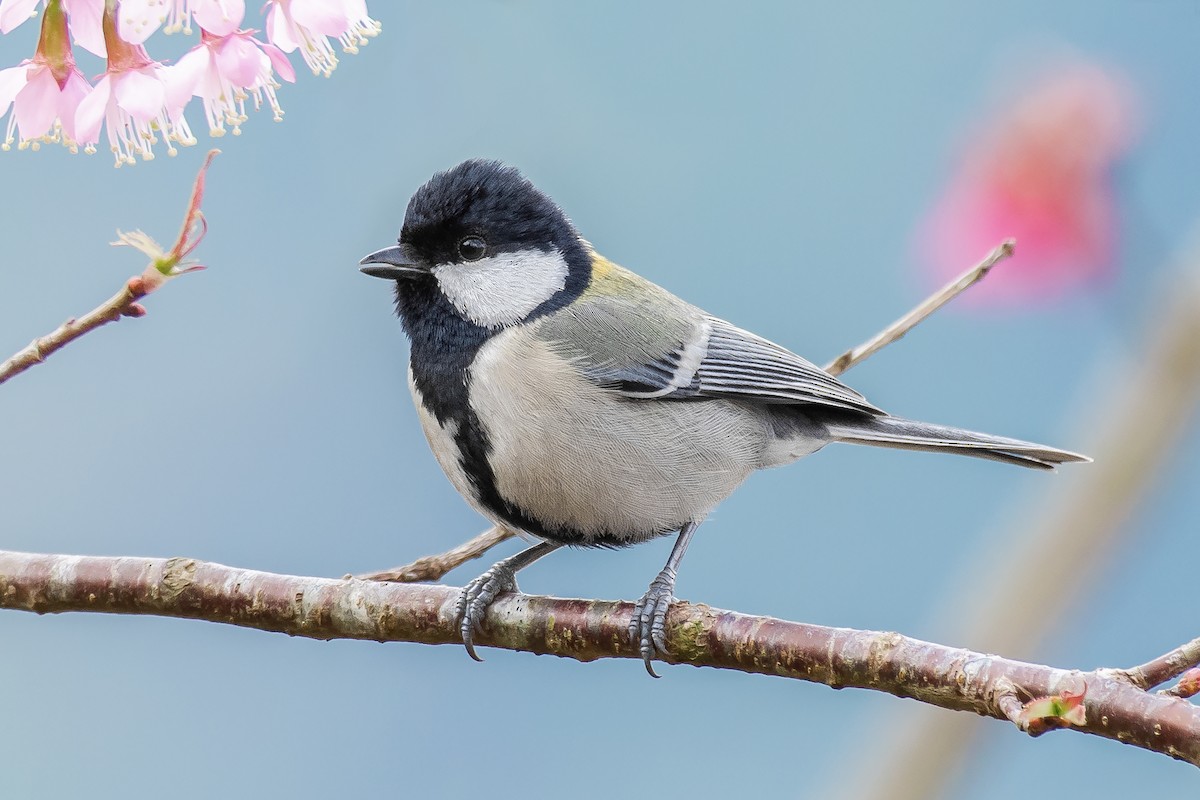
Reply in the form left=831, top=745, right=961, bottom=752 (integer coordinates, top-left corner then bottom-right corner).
left=533, top=257, right=881, bottom=414
left=692, top=318, right=882, bottom=413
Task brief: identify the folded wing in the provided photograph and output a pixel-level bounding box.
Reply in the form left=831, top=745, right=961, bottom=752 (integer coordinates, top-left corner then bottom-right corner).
left=535, top=265, right=880, bottom=415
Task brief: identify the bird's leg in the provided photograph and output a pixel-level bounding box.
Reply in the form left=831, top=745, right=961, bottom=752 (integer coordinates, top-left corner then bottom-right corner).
left=629, top=519, right=703, bottom=678
left=455, top=541, right=561, bottom=662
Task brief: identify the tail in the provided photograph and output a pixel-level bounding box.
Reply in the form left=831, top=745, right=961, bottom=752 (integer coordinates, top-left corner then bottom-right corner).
left=824, top=415, right=1090, bottom=471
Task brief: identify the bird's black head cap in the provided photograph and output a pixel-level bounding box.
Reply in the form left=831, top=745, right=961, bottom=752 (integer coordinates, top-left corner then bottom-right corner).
left=400, top=159, right=586, bottom=268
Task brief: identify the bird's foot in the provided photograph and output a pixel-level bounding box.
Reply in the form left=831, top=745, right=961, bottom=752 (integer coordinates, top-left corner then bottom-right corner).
left=629, top=569, right=678, bottom=678
left=454, top=563, right=519, bottom=662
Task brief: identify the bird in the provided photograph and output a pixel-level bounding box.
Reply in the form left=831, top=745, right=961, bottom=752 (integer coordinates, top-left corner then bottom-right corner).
left=359, top=159, right=1089, bottom=676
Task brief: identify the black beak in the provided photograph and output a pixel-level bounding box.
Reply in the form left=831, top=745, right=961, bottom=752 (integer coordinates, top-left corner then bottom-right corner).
left=359, top=243, right=429, bottom=279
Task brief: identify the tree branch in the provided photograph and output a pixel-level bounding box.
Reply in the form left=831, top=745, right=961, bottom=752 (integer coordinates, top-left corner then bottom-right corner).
left=361, top=241, right=1017, bottom=584
left=2, top=548, right=1197, bottom=766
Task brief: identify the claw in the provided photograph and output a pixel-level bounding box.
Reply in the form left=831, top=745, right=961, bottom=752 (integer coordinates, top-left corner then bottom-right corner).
left=450, top=542, right=562, bottom=663
left=453, top=563, right=519, bottom=662
left=455, top=586, right=486, bottom=662
left=630, top=574, right=676, bottom=678
left=463, top=626, right=484, bottom=662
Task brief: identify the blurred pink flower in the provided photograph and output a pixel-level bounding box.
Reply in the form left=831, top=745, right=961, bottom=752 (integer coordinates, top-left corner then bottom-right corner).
left=167, top=27, right=295, bottom=136
left=75, top=9, right=195, bottom=165
left=0, top=0, right=90, bottom=150
left=0, top=0, right=104, bottom=56
left=919, top=63, right=1138, bottom=305
left=118, top=0, right=244, bottom=42
left=264, top=0, right=379, bottom=77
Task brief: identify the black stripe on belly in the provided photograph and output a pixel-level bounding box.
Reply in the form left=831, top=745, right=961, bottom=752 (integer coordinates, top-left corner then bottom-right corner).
left=398, top=279, right=610, bottom=545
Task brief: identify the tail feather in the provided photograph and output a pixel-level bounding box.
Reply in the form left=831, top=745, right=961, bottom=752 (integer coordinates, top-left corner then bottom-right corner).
left=825, top=415, right=1090, bottom=471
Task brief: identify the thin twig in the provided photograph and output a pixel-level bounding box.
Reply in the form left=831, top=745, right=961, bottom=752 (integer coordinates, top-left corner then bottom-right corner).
left=364, top=241, right=1016, bottom=583
left=1125, top=636, right=1200, bottom=691
left=0, top=281, right=149, bottom=385
left=823, top=239, right=1015, bottom=376
left=1160, top=669, right=1200, bottom=700
left=354, top=526, right=514, bottom=582
left=0, top=150, right=218, bottom=387
left=2, top=549, right=1198, bottom=767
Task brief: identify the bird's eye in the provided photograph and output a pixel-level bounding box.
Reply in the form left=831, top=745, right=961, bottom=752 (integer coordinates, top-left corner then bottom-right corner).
left=458, top=236, right=487, bottom=262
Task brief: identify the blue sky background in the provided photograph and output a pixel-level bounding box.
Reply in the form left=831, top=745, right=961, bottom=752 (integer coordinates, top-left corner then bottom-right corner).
left=2, top=2, right=1199, bottom=797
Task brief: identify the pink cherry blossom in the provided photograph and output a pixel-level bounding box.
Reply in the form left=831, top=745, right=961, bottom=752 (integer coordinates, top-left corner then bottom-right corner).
left=264, top=0, right=378, bottom=77
left=168, top=27, right=294, bottom=136
left=1, top=0, right=104, bottom=56
left=0, top=59, right=90, bottom=149
left=1, top=0, right=379, bottom=163
left=918, top=62, right=1138, bottom=306
left=75, top=10, right=195, bottom=165
left=0, top=0, right=90, bottom=150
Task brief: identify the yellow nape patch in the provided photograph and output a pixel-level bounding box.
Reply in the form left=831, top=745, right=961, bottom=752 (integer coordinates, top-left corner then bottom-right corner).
left=590, top=252, right=616, bottom=280
left=584, top=253, right=635, bottom=297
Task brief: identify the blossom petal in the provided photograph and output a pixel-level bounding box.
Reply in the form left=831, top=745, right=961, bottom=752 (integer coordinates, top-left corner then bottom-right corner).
left=214, top=34, right=263, bottom=87
left=0, top=64, right=28, bottom=115
left=12, top=64, right=59, bottom=140
left=291, top=0, right=350, bottom=37
left=261, top=41, right=295, bottom=83
left=191, top=0, right=244, bottom=37
left=113, top=67, right=165, bottom=122
left=74, top=73, right=110, bottom=144
left=116, top=0, right=165, bottom=44
left=62, top=0, right=105, bottom=56
left=264, top=2, right=299, bottom=52
left=0, top=0, right=39, bottom=34
left=55, top=68, right=90, bottom=141
left=163, top=48, right=206, bottom=109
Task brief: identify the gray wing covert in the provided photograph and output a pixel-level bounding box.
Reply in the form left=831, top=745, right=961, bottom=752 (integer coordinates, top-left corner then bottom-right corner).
left=536, top=282, right=881, bottom=415
left=534, top=277, right=706, bottom=397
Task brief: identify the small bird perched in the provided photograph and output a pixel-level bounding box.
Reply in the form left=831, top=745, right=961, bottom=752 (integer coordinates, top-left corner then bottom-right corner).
left=360, top=159, right=1088, bottom=676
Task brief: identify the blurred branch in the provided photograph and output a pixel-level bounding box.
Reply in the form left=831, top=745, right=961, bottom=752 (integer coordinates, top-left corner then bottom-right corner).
left=362, top=241, right=1016, bottom=584
left=840, top=240, right=1200, bottom=800
left=2, top=548, right=1199, bottom=766
left=0, top=151, right=218, bottom=387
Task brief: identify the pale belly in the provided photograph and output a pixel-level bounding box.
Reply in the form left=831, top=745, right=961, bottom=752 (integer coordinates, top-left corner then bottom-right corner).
left=457, top=330, right=774, bottom=544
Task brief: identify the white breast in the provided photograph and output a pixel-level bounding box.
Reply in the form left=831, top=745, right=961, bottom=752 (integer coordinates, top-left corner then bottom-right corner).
left=468, top=326, right=770, bottom=543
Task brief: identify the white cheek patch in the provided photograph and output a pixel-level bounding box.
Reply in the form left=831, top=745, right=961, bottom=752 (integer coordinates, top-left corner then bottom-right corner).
left=434, top=248, right=569, bottom=328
